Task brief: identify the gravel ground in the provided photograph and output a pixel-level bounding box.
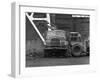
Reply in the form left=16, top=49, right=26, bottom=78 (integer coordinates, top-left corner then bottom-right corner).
left=26, top=56, right=89, bottom=67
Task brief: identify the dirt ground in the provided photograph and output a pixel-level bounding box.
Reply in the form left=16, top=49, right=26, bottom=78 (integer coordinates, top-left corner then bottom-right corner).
left=26, top=56, right=89, bottom=67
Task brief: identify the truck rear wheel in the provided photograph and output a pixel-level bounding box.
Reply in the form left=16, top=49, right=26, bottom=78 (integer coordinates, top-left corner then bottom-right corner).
left=71, top=44, right=82, bottom=57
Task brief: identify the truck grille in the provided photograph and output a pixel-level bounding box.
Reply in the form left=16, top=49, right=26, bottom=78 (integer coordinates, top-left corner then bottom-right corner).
left=51, top=38, right=60, bottom=47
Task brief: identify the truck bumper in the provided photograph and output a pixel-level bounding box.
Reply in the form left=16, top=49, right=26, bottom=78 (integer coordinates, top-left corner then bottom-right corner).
left=44, top=48, right=68, bottom=57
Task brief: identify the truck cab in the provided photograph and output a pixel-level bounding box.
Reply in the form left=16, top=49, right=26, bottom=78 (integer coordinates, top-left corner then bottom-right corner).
left=44, top=30, right=68, bottom=57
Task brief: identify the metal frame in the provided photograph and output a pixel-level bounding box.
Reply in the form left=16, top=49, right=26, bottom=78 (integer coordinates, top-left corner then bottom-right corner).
left=26, top=13, right=51, bottom=45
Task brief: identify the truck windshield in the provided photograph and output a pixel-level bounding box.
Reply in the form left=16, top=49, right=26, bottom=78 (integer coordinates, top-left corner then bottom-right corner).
left=70, top=37, right=81, bottom=42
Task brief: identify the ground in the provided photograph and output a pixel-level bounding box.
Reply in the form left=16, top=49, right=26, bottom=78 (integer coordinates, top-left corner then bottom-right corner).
left=26, top=56, right=89, bottom=67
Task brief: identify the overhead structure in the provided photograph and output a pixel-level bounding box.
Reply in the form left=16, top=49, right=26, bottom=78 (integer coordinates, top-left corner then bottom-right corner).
left=26, top=13, right=51, bottom=45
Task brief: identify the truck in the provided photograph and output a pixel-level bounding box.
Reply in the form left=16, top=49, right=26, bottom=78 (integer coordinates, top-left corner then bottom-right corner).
left=69, top=32, right=87, bottom=57
left=44, top=30, right=69, bottom=57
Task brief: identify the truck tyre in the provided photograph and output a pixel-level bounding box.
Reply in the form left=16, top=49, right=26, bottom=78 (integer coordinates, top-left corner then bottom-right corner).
left=71, top=44, right=82, bottom=57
